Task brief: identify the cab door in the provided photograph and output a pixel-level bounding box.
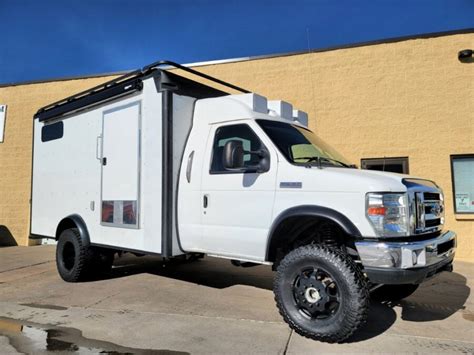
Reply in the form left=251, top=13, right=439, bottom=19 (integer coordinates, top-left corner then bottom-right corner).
left=200, top=122, right=277, bottom=261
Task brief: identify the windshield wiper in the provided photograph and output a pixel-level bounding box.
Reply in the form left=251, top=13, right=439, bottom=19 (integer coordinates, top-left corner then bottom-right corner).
left=297, top=156, right=350, bottom=168
left=320, top=157, right=351, bottom=167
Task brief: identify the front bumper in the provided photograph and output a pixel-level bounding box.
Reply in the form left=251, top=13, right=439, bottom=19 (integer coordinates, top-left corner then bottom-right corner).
left=355, top=230, right=456, bottom=285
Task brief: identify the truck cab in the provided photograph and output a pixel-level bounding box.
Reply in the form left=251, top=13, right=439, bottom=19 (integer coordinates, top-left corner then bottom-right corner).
left=31, top=61, right=456, bottom=343
left=179, top=93, right=455, bottom=282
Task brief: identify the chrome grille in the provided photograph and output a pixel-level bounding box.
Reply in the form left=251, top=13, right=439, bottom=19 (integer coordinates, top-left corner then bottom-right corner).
left=414, top=191, right=444, bottom=234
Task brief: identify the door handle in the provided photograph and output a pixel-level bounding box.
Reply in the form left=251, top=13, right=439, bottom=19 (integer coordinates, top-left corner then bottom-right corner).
left=203, top=194, right=209, bottom=208
left=102, top=157, right=107, bottom=166
left=96, top=135, right=102, bottom=161
left=186, top=151, right=194, bottom=183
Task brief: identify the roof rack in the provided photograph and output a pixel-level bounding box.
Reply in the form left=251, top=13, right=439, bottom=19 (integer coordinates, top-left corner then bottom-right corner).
left=35, top=60, right=251, bottom=122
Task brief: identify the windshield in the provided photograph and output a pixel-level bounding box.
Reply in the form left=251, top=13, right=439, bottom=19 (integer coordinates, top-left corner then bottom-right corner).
left=256, top=119, right=351, bottom=167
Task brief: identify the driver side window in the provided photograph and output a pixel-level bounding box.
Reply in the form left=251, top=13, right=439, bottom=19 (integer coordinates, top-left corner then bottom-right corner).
left=210, top=124, right=263, bottom=173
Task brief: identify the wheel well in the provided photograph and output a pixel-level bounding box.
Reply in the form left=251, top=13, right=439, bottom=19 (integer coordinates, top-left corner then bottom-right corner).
left=55, top=215, right=90, bottom=246
left=55, top=218, right=77, bottom=240
left=267, top=215, right=354, bottom=263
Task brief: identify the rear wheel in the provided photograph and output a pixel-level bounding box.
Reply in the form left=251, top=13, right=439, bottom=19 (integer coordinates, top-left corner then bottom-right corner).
left=56, top=228, right=93, bottom=282
left=371, top=284, right=419, bottom=302
left=274, top=245, right=369, bottom=343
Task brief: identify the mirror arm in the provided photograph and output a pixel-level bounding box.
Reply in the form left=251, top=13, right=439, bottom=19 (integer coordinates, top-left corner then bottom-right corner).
left=245, top=149, right=270, bottom=173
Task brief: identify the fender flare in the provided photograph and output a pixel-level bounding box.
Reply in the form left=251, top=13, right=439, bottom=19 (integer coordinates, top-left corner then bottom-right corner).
left=265, top=205, right=361, bottom=261
left=55, top=214, right=90, bottom=246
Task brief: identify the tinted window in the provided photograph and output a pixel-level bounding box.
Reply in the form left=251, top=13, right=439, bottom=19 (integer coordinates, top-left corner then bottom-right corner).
left=41, top=121, right=63, bottom=142
left=361, top=157, right=409, bottom=174
left=210, top=124, right=263, bottom=173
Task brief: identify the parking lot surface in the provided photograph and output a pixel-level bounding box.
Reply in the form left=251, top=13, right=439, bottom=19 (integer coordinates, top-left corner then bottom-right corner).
left=0, top=245, right=473, bottom=354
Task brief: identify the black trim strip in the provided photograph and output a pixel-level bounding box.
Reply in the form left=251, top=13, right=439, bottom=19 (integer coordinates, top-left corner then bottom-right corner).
left=161, top=90, right=174, bottom=257
left=36, top=77, right=143, bottom=122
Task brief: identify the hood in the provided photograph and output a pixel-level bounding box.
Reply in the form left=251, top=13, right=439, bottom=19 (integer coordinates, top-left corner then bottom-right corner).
left=282, top=166, right=415, bottom=193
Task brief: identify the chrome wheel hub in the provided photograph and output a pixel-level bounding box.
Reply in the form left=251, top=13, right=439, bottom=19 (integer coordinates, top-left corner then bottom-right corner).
left=305, top=287, right=321, bottom=303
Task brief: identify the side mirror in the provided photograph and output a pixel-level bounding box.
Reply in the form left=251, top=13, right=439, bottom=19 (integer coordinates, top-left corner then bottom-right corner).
left=223, top=140, right=244, bottom=169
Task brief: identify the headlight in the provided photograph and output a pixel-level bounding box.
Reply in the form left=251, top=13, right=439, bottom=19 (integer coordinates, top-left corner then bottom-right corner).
left=366, top=193, right=409, bottom=237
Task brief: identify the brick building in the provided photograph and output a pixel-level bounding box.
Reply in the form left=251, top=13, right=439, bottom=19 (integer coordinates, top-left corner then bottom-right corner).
left=0, top=30, right=473, bottom=260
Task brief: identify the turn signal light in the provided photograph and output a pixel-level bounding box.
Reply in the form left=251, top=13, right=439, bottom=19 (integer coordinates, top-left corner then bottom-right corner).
left=367, top=207, right=387, bottom=216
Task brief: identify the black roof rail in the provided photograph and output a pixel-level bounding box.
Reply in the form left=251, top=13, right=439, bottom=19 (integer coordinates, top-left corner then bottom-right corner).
left=143, top=60, right=250, bottom=94
left=35, top=60, right=251, bottom=122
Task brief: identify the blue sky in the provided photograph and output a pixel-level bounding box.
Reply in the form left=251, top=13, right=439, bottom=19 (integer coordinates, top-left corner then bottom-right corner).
left=0, top=0, right=473, bottom=84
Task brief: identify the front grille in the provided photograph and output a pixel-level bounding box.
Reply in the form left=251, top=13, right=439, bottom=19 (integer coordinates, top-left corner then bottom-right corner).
left=414, top=191, right=444, bottom=234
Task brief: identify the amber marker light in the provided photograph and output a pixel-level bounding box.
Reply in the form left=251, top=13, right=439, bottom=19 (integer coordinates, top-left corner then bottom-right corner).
left=367, top=206, right=387, bottom=216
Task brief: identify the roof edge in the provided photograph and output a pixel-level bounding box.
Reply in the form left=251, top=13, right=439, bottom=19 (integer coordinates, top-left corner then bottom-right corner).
left=1, top=27, right=473, bottom=88
left=187, top=27, right=474, bottom=68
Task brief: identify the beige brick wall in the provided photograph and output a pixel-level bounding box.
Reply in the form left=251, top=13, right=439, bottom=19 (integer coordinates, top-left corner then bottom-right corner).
left=0, top=32, right=472, bottom=260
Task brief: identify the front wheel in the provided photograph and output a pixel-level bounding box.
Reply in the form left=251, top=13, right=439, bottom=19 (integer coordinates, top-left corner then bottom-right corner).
left=274, top=245, right=369, bottom=343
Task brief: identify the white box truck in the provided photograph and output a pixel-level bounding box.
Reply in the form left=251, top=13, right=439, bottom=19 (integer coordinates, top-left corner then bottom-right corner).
left=31, top=61, right=456, bottom=342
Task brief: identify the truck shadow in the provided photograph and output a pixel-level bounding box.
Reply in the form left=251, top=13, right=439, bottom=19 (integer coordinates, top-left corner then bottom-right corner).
left=348, top=271, right=470, bottom=342
left=396, top=271, right=470, bottom=322
left=102, top=255, right=470, bottom=343
left=108, top=255, right=274, bottom=290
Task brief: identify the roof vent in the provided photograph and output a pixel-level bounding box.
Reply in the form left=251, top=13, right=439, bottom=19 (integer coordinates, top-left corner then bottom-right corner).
left=231, top=93, right=268, bottom=114
left=293, top=109, right=308, bottom=127
left=267, top=100, right=293, bottom=120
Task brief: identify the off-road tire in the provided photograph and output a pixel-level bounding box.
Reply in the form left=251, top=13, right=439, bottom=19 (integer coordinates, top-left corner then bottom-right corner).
left=56, top=228, right=93, bottom=282
left=274, top=245, right=369, bottom=343
left=371, top=284, right=419, bottom=302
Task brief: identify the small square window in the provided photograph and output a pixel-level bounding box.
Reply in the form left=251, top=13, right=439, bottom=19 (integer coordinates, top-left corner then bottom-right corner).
left=361, top=157, right=409, bottom=174
left=41, top=121, right=64, bottom=142
left=451, top=154, right=474, bottom=214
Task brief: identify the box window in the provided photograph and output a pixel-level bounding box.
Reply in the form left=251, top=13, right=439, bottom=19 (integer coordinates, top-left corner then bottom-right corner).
left=451, top=154, right=474, bottom=214
left=361, top=157, right=409, bottom=174
left=101, top=200, right=138, bottom=226
left=41, top=121, right=64, bottom=142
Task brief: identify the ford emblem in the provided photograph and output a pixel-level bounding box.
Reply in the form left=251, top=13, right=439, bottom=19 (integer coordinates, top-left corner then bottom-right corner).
left=430, top=204, right=442, bottom=216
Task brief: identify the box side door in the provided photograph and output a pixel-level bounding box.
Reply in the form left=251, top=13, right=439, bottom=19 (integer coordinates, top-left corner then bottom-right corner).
left=101, top=102, right=141, bottom=228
